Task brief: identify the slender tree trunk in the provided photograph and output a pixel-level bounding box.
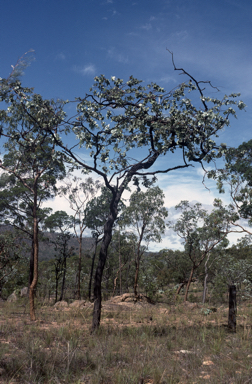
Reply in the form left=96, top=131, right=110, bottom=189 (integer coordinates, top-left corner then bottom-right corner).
left=113, top=261, right=127, bottom=296
left=77, top=235, right=82, bottom=300
left=126, top=243, right=134, bottom=291
left=228, top=285, right=237, bottom=332
left=174, top=282, right=185, bottom=302
left=55, top=264, right=60, bottom=303
left=202, top=271, right=208, bottom=304
left=184, top=267, right=194, bottom=302
left=119, top=229, right=122, bottom=295
left=29, top=239, right=34, bottom=286
left=59, top=256, right=67, bottom=301
left=202, top=253, right=211, bottom=304
left=134, top=261, right=140, bottom=297
left=88, top=238, right=99, bottom=301
left=134, top=225, right=145, bottom=298
left=29, top=190, right=38, bottom=321
left=55, top=276, right=58, bottom=303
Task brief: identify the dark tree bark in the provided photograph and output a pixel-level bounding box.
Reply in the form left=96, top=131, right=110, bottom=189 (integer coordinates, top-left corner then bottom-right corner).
left=92, top=184, right=123, bottom=331
left=92, top=217, right=114, bottom=331
left=88, top=237, right=100, bottom=301
left=228, top=284, right=237, bottom=332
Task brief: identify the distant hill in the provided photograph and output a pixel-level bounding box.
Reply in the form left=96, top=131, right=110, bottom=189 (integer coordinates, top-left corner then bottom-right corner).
left=0, top=225, right=95, bottom=261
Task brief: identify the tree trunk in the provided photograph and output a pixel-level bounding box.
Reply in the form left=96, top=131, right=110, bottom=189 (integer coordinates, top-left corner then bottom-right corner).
left=59, top=256, right=67, bottom=301
left=29, top=239, right=34, bottom=286
left=55, top=265, right=60, bottom=303
left=88, top=238, right=99, bottom=301
left=92, top=239, right=111, bottom=331
left=228, top=285, right=237, bottom=332
left=202, top=253, right=211, bottom=304
left=184, top=267, right=194, bottom=302
left=77, top=235, right=82, bottom=300
left=29, top=191, right=38, bottom=321
left=119, top=229, right=122, bottom=295
left=174, top=282, right=185, bottom=302
left=134, top=261, right=140, bottom=297
left=91, top=152, right=160, bottom=331
left=202, top=271, right=208, bottom=304
left=134, top=225, right=145, bottom=298
left=92, top=201, right=117, bottom=331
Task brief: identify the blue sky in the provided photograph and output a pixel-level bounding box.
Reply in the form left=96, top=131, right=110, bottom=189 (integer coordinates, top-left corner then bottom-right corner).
left=1, top=0, right=252, bottom=249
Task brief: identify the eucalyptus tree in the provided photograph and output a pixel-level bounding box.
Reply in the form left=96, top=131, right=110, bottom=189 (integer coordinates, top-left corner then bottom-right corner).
left=0, top=231, right=27, bottom=298
left=209, top=140, right=252, bottom=234
left=44, top=211, right=74, bottom=302
left=122, top=186, right=168, bottom=297
left=172, top=200, right=239, bottom=302
left=58, top=74, right=244, bottom=330
left=1, top=56, right=245, bottom=329
left=59, top=176, right=101, bottom=299
left=0, top=64, right=66, bottom=320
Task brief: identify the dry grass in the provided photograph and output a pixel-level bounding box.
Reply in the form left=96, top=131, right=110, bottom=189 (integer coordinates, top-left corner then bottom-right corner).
left=0, top=297, right=252, bottom=383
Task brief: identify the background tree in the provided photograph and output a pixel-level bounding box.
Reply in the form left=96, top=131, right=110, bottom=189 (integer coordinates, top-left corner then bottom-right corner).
left=44, top=210, right=74, bottom=302
left=0, top=58, right=66, bottom=319
left=172, top=200, right=238, bottom=301
left=122, top=186, right=168, bottom=297
left=0, top=136, right=65, bottom=321
left=59, top=176, right=101, bottom=299
left=0, top=230, right=28, bottom=298
left=209, top=140, right=252, bottom=235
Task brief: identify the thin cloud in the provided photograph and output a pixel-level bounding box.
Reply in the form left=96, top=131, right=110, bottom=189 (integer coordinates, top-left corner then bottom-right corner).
left=140, top=23, right=152, bottom=31
left=73, top=64, right=96, bottom=76
left=171, top=30, right=189, bottom=40
left=55, top=53, right=66, bottom=61
left=107, top=47, right=129, bottom=64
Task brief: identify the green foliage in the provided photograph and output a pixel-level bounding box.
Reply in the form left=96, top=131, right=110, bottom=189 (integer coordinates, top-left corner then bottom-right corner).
left=208, top=140, right=252, bottom=228
left=0, top=231, right=28, bottom=297
left=173, top=200, right=237, bottom=260
left=122, top=186, right=168, bottom=243
left=44, top=211, right=74, bottom=234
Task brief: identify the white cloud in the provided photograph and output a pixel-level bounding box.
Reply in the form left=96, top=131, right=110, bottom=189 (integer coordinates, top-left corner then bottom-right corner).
left=73, top=64, right=96, bottom=76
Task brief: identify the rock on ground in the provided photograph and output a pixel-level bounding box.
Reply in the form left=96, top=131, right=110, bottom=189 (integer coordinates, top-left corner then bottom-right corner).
left=54, top=300, right=68, bottom=309
left=69, top=300, right=86, bottom=308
